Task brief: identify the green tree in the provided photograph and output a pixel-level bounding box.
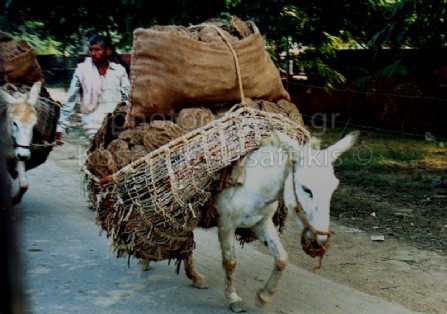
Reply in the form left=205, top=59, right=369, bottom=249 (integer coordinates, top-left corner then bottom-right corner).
left=369, top=0, right=447, bottom=49
left=1, top=0, right=227, bottom=54
left=224, top=1, right=390, bottom=86
left=6, top=0, right=440, bottom=86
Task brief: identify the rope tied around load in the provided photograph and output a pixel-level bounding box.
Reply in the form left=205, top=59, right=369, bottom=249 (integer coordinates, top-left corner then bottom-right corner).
left=189, top=22, right=246, bottom=106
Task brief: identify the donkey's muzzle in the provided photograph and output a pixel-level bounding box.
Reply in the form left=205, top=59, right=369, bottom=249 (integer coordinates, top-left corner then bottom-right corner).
left=294, top=204, right=331, bottom=258
left=301, top=226, right=331, bottom=258
left=306, top=231, right=329, bottom=244
left=15, top=146, right=31, bottom=161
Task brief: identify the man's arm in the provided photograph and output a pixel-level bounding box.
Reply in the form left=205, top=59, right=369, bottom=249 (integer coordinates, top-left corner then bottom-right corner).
left=56, top=70, right=82, bottom=133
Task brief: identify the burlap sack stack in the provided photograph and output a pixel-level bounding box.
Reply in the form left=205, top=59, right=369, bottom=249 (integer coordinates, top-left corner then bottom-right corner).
left=84, top=16, right=309, bottom=265
left=0, top=33, right=44, bottom=86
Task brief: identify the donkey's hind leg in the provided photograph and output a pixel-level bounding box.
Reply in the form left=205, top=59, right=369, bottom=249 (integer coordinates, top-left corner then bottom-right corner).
left=252, top=218, right=288, bottom=306
left=218, top=225, right=247, bottom=313
left=184, top=254, right=208, bottom=289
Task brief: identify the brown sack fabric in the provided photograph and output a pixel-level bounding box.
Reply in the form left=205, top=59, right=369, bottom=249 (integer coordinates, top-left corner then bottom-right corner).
left=128, top=16, right=290, bottom=124
left=0, top=34, right=44, bottom=85
left=4, top=49, right=44, bottom=85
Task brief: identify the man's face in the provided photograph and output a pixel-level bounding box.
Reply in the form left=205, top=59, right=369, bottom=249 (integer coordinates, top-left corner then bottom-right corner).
left=89, top=43, right=109, bottom=65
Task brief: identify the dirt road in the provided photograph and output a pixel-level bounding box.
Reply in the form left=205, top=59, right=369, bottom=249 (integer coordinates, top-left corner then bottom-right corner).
left=14, top=143, right=420, bottom=313
left=24, top=88, right=446, bottom=313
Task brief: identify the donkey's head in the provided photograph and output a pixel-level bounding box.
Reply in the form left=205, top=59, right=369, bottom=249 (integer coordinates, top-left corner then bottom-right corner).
left=279, top=130, right=359, bottom=256
left=1, top=82, right=41, bottom=161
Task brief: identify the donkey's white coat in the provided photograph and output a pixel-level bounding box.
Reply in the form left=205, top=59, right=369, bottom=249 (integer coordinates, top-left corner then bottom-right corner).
left=184, top=130, right=359, bottom=312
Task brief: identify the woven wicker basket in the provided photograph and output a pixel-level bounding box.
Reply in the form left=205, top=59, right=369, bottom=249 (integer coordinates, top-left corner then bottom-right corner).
left=83, top=105, right=310, bottom=262
left=33, top=94, right=60, bottom=142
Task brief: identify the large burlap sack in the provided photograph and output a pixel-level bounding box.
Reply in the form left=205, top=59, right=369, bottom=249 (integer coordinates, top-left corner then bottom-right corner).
left=127, top=16, right=290, bottom=125
left=0, top=34, right=44, bottom=85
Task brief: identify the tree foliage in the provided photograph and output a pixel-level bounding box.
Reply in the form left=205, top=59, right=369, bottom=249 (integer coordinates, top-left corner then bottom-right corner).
left=369, top=0, right=447, bottom=49
left=1, top=0, right=446, bottom=85
left=1, top=0, right=227, bottom=52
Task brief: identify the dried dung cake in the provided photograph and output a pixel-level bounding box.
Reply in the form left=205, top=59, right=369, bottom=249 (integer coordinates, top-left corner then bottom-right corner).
left=141, top=120, right=186, bottom=151
left=176, top=107, right=214, bottom=132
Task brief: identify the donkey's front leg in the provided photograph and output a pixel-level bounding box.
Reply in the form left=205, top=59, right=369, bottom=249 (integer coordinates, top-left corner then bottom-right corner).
left=252, top=219, right=288, bottom=306
left=218, top=225, right=246, bottom=313
left=12, top=161, right=28, bottom=205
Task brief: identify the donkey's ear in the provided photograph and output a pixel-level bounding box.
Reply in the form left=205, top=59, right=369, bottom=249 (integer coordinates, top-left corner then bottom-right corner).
left=28, top=81, right=42, bottom=106
left=272, top=130, right=300, bottom=152
left=0, top=89, right=22, bottom=105
left=310, top=136, right=321, bottom=150
left=327, top=130, right=360, bottom=163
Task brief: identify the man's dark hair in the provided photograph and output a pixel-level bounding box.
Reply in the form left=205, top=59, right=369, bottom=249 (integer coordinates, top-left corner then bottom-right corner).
left=88, top=33, right=112, bottom=49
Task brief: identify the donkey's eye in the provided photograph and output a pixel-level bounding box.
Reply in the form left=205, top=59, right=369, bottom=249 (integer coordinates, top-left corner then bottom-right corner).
left=302, top=186, right=313, bottom=198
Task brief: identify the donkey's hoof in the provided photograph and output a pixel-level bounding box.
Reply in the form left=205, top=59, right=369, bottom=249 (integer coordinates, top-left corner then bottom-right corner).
left=256, top=288, right=271, bottom=306
left=11, top=188, right=27, bottom=205
left=230, top=300, right=247, bottom=313
left=139, top=260, right=151, bottom=271
left=192, top=279, right=208, bottom=289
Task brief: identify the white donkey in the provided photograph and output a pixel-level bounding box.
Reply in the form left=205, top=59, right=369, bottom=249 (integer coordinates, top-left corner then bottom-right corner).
left=1, top=81, right=41, bottom=204
left=183, top=129, right=359, bottom=312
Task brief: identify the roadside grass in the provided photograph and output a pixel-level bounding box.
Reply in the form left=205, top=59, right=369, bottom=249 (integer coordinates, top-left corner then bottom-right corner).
left=314, top=128, right=447, bottom=254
